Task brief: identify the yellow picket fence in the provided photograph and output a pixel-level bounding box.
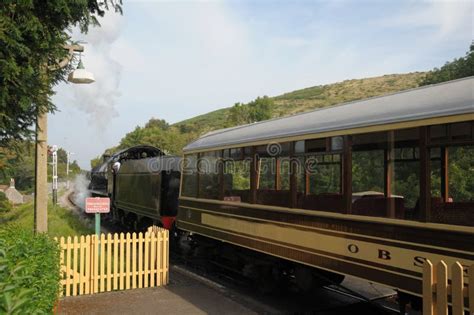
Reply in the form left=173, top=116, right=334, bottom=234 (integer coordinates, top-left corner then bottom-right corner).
left=56, top=226, right=169, bottom=297
left=423, top=259, right=473, bottom=315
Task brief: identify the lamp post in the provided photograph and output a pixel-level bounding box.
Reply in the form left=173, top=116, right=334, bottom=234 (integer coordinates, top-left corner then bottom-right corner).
left=34, top=44, right=95, bottom=233
left=51, top=145, right=58, bottom=205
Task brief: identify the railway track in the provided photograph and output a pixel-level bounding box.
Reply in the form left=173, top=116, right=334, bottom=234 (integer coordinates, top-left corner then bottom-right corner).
left=170, top=246, right=401, bottom=314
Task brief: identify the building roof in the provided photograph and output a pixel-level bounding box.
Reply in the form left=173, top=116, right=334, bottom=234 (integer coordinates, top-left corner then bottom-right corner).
left=184, top=77, right=474, bottom=153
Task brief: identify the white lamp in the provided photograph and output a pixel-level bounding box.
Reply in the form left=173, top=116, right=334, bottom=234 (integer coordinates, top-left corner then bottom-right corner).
left=68, top=58, right=95, bottom=84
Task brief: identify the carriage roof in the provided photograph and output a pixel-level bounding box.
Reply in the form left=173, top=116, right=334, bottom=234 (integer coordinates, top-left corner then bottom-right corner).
left=184, top=77, right=473, bottom=153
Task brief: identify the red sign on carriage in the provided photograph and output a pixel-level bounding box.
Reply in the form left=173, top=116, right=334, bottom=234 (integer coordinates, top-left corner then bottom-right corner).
left=85, top=197, right=110, bottom=213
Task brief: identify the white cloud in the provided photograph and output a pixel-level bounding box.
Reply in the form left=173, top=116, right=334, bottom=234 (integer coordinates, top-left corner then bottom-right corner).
left=379, top=0, right=473, bottom=40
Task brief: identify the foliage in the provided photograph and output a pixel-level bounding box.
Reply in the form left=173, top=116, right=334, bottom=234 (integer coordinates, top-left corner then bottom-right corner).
left=0, top=142, right=35, bottom=193
left=118, top=122, right=195, bottom=156
left=90, top=156, right=103, bottom=169
left=0, top=0, right=122, bottom=145
left=0, top=226, right=60, bottom=314
left=145, top=118, right=170, bottom=130
left=420, top=43, right=474, bottom=86
left=227, top=96, right=273, bottom=126
left=0, top=192, right=12, bottom=213
left=0, top=142, right=80, bottom=193
left=0, top=200, right=94, bottom=238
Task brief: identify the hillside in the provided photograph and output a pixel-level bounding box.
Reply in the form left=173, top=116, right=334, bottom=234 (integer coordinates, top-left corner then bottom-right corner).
left=172, top=72, right=426, bottom=136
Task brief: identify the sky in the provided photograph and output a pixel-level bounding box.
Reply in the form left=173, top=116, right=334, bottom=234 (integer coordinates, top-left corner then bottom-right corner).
left=49, top=0, right=473, bottom=168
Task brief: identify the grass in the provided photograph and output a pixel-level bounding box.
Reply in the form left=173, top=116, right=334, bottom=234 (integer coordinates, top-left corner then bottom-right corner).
left=170, top=72, right=427, bottom=137
left=0, top=196, right=93, bottom=238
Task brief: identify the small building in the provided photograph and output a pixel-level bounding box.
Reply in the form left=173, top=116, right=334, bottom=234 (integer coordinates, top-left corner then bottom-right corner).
left=1, top=179, right=24, bottom=205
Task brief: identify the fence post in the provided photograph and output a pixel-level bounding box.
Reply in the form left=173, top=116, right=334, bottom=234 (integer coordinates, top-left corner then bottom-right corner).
left=119, top=233, right=125, bottom=290
left=451, top=262, right=464, bottom=315
left=85, top=235, right=91, bottom=294
left=93, top=235, right=99, bottom=293
left=100, top=234, right=106, bottom=292
left=150, top=231, right=156, bottom=287
left=107, top=233, right=112, bottom=292
left=157, top=229, right=162, bottom=286
left=423, top=259, right=434, bottom=315
left=469, top=265, right=474, bottom=315
left=72, top=236, right=78, bottom=296
left=79, top=235, right=85, bottom=295
left=125, top=232, right=131, bottom=290
left=165, top=229, right=169, bottom=285
left=138, top=232, right=143, bottom=289
left=113, top=233, right=119, bottom=291
left=58, top=237, right=64, bottom=297
left=436, top=261, right=448, bottom=315
left=132, top=233, right=137, bottom=289
left=65, top=236, right=71, bottom=297
left=144, top=231, right=149, bottom=288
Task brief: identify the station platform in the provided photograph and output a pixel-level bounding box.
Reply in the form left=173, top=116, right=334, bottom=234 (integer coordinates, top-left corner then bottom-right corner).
left=58, top=266, right=256, bottom=315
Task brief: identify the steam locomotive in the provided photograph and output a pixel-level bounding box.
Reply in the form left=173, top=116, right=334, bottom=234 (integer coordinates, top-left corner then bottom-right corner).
left=88, top=145, right=180, bottom=230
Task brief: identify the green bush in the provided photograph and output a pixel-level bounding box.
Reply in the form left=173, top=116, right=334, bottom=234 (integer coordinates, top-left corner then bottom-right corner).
left=0, top=192, right=13, bottom=213
left=0, top=226, right=60, bottom=314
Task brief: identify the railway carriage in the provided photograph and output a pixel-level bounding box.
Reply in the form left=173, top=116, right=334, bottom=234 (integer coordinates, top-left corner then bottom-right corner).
left=177, top=77, right=474, bottom=305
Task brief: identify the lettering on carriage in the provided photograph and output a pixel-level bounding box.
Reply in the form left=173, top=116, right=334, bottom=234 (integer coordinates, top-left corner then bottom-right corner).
left=347, top=244, right=359, bottom=254
left=378, top=249, right=391, bottom=260
left=413, top=256, right=426, bottom=268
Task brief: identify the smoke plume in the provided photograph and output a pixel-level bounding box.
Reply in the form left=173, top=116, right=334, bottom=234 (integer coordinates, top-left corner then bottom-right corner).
left=69, top=12, right=123, bottom=126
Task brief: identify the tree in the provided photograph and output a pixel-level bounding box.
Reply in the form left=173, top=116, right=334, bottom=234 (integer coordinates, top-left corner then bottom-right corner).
left=248, top=96, right=272, bottom=122
left=420, top=42, right=474, bottom=86
left=145, top=118, right=169, bottom=130
left=227, top=96, right=273, bottom=126
left=228, top=103, right=249, bottom=126
left=0, top=1, right=122, bottom=145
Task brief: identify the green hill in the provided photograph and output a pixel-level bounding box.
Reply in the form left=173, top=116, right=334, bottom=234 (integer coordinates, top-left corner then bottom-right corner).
left=171, top=72, right=426, bottom=137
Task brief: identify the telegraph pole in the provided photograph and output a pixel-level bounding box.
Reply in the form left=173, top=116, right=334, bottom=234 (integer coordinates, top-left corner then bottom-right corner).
left=34, top=44, right=94, bottom=233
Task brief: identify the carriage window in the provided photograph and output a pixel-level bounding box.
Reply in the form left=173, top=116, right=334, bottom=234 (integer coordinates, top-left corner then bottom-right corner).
left=297, top=154, right=343, bottom=212
left=448, top=146, right=473, bottom=201
left=352, top=150, right=384, bottom=196
left=258, top=157, right=275, bottom=190
left=182, top=154, right=198, bottom=197
left=350, top=129, right=419, bottom=220
left=198, top=151, right=220, bottom=200
left=256, top=143, right=291, bottom=207
left=223, top=153, right=251, bottom=203
left=279, top=157, right=291, bottom=190
left=307, top=154, right=341, bottom=195
left=392, top=148, right=419, bottom=209
left=430, top=144, right=474, bottom=227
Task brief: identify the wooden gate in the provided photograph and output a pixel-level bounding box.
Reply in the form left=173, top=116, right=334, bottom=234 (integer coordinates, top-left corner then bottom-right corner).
left=56, top=226, right=169, bottom=297
left=423, top=259, right=473, bottom=315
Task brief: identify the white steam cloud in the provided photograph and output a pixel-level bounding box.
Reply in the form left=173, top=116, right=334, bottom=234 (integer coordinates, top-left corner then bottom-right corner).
left=72, top=173, right=91, bottom=210
left=69, top=12, right=123, bottom=126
